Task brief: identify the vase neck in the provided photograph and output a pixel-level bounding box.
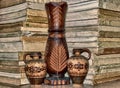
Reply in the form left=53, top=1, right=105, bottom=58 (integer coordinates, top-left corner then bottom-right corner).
left=73, top=49, right=81, bottom=57
left=45, top=2, right=68, bottom=32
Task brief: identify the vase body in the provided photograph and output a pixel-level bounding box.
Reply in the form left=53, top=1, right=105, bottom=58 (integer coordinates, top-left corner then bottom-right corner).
left=24, top=52, right=47, bottom=85
left=44, top=2, right=69, bottom=85
left=67, top=48, right=91, bottom=86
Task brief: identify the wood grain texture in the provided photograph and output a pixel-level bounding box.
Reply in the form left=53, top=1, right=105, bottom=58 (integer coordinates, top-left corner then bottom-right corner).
left=94, top=54, right=120, bottom=66
left=0, top=65, right=24, bottom=73
left=0, top=42, right=22, bottom=52
left=0, top=2, right=46, bottom=15
left=23, top=22, right=48, bottom=28
left=99, top=31, right=120, bottom=38
left=0, top=0, right=26, bottom=9
left=49, top=45, right=67, bottom=72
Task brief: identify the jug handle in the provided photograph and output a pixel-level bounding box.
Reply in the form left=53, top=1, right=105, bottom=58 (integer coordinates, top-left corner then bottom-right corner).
left=79, top=48, right=91, bottom=60
left=23, top=53, right=31, bottom=63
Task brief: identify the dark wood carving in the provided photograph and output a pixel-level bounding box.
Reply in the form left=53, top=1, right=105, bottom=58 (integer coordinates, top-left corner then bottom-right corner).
left=44, top=2, right=69, bottom=85
left=49, top=45, right=67, bottom=72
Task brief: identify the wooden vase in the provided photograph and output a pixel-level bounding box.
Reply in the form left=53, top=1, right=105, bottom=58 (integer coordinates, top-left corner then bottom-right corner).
left=44, top=1, right=70, bottom=85
left=24, top=52, right=47, bottom=85
left=67, top=48, right=91, bottom=87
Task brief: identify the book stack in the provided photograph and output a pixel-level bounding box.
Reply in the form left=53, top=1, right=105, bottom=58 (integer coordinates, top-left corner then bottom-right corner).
left=0, top=0, right=61, bottom=86
left=63, top=0, right=120, bottom=85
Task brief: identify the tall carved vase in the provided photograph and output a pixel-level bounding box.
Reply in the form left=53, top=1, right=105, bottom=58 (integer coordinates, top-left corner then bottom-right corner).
left=44, top=2, right=70, bottom=85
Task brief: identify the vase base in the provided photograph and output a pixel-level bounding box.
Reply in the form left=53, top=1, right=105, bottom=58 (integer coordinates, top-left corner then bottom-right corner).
left=44, top=77, right=70, bottom=85
left=28, top=78, right=44, bottom=85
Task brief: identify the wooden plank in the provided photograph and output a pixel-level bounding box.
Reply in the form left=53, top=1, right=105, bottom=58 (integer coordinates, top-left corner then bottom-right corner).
left=0, top=10, right=26, bottom=21
left=21, top=27, right=48, bottom=32
left=22, top=35, right=47, bottom=52
left=0, top=0, right=62, bottom=8
left=94, top=72, right=120, bottom=85
left=98, top=47, right=120, bottom=55
left=0, top=37, right=21, bottom=43
left=0, top=0, right=26, bottom=9
left=67, top=1, right=98, bottom=12
left=94, top=54, right=120, bottom=66
left=0, top=52, right=18, bottom=58
left=0, top=22, right=23, bottom=28
left=0, top=17, right=26, bottom=24
left=0, top=20, right=48, bottom=27
left=0, top=3, right=28, bottom=15
left=69, top=0, right=97, bottom=6
left=0, top=0, right=61, bottom=9
left=0, top=71, right=29, bottom=85
left=0, top=60, right=19, bottom=66
left=0, top=72, right=21, bottom=78
left=27, top=9, right=47, bottom=17
left=76, top=31, right=99, bottom=37
left=98, top=10, right=120, bottom=27
left=27, top=2, right=45, bottom=10
left=0, top=57, right=19, bottom=61
left=23, top=41, right=46, bottom=51
left=99, top=14, right=120, bottom=22
left=27, top=0, right=61, bottom=3
left=66, top=9, right=98, bottom=21
left=0, top=32, right=21, bottom=38
left=97, top=64, right=120, bottom=74
left=98, top=41, right=120, bottom=48
left=0, top=65, right=24, bottom=73
left=0, top=9, right=47, bottom=22
left=66, top=26, right=98, bottom=31
left=99, top=26, right=120, bottom=32
left=0, top=26, right=48, bottom=33
left=67, top=42, right=98, bottom=48
left=64, top=0, right=93, bottom=5
left=23, top=22, right=48, bottom=28
left=66, top=19, right=98, bottom=27
left=99, top=19, right=120, bottom=27
left=98, top=8, right=120, bottom=17
left=0, top=2, right=45, bottom=15
left=0, top=42, right=22, bottom=52
left=99, top=0, right=120, bottom=11
left=0, top=76, right=21, bottom=85
left=94, top=71, right=120, bottom=80
left=99, top=31, right=120, bottom=38
left=0, top=59, right=25, bottom=64
left=99, top=38, right=120, bottom=42
left=66, top=31, right=98, bottom=37
left=21, top=36, right=47, bottom=42
left=26, top=15, right=48, bottom=23
left=66, top=37, right=97, bottom=43
left=95, top=71, right=120, bottom=80
left=94, top=54, right=120, bottom=59
left=22, top=31, right=48, bottom=37
left=0, top=26, right=21, bottom=33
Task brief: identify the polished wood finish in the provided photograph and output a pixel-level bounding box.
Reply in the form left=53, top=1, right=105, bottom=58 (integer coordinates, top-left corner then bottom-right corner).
left=24, top=52, right=47, bottom=85
left=67, top=48, right=91, bottom=85
left=44, top=1, right=69, bottom=85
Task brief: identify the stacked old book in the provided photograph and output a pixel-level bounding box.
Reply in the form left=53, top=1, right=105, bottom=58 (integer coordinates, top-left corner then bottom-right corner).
left=64, top=0, right=120, bottom=85
left=0, top=0, right=61, bottom=85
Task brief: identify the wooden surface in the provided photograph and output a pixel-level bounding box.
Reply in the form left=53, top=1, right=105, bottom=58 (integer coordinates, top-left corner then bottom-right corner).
left=0, top=80, right=120, bottom=88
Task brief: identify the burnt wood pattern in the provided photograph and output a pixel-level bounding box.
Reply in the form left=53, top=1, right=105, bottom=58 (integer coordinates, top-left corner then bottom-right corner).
left=44, top=2, right=69, bottom=85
